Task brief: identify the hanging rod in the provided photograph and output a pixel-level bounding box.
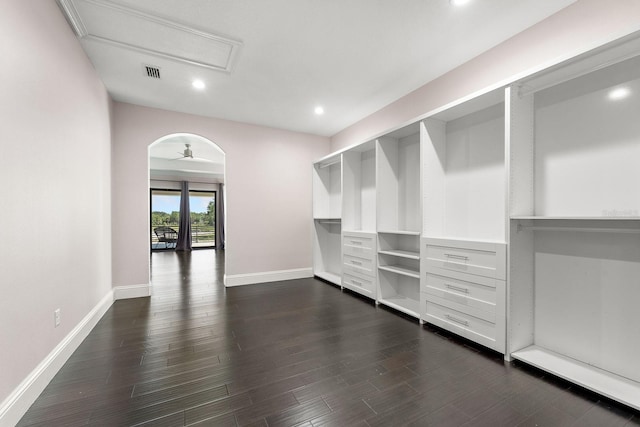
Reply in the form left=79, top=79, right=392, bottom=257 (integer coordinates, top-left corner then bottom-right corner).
left=316, top=219, right=341, bottom=224
left=517, top=224, right=640, bottom=234
left=318, top=158, right=340, bottom=169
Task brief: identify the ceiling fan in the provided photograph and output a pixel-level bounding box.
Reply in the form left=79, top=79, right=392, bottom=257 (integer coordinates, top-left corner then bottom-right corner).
left=171, top=143, right=214, bottom=163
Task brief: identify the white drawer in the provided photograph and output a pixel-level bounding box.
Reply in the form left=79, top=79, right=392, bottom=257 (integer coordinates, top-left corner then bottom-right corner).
left=424, top=300, right=500, bottom=351
left=343, top=254, right=375, bottom=277
left=425, top=272, right=503, bottom=314
left=343, top=233, right=376, bottom=258
left=425, top=293, right=495, bottom=323
left=424, top=239, right=506, bottom=280
left=343, top=272, right=376, bottom=298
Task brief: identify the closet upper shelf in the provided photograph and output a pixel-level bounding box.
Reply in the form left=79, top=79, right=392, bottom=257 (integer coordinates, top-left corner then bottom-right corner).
left=378, top=230, right=421, bottom=236
left=378, top=249, right=420, bottom=260
left=511, top=216, right=640, bottom=220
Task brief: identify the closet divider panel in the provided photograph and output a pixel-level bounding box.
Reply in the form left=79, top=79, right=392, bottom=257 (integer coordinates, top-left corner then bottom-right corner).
left=505, top=86, right=535, bottom=357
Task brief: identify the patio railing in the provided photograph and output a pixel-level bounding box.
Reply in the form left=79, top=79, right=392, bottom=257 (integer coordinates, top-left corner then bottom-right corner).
left=151, top=225, right=215, bottom=249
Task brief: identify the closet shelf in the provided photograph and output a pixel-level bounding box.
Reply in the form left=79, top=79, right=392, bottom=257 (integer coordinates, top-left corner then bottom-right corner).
left=511, top=216, right=640, bottom=220
left=423, top=235, right=507, bottom=245
left=512, top=345, right=640, bottom=411
left=314, top=271, right=341, bottom=285
left=314, top=218, right=342, bottom=224
left=378, top=249, right=420, bottom=260
left=343, top=229, right=376, bottom=234
left=378, top=265, right=420, bottom=279
left=378, top=295, right=420, bottom=318
left=378, top=230, right=421, bottom=236
left=512, top=217, right=640, bottom=234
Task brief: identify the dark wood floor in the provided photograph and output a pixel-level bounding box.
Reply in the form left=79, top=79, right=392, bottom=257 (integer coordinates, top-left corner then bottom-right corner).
left=18, top=250, right=639, bottom=426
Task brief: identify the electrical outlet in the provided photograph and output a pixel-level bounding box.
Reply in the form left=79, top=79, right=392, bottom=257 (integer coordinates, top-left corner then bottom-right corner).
left=54, top=309, right=61, bottom=327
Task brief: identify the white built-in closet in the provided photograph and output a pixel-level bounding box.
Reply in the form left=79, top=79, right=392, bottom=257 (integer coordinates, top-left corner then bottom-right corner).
left=312, top=31, right=640, bottom=411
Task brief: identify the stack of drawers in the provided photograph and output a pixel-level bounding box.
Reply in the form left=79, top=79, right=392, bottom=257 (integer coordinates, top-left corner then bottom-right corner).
left=342, top=231, right=377, bottom=300
left=421, top=237, right=506, bottom=353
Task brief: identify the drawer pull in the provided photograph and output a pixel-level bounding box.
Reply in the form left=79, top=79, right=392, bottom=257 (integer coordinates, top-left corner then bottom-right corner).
left=445, top=283, right=469, bottom=294
left=350, top=260, right=362, bottom=265
left=445, top=314, right=469, bottom=326
left=351, top=279, right=362, bottom=286
left=350, top=240, right=363, bottom=245
left=445, top=253, right=469, bottom=261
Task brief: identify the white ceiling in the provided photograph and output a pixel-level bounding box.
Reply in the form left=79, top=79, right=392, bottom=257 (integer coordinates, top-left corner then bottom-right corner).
left=59, top=0, right=576, bottom=137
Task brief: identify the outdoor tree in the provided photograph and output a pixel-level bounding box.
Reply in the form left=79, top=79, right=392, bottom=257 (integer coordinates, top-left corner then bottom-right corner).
left=151, top=211, right=170, bottom=226
left=206, top=200, right=215, bottom=226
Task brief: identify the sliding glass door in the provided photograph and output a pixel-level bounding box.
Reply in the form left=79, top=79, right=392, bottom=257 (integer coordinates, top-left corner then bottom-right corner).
left=151, top=189, right=216, bottom=250
left=189, top=190, right=216, bottom=248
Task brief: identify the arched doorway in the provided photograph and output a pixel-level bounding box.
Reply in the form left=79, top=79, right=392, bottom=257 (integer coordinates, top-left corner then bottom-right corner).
left=147, top=133, right=226, bottom=290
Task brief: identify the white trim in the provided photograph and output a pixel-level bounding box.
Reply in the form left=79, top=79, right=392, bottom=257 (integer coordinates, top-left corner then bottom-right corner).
left=113, top=284, right=151, bottom=300
left=56, top=0, right=88, bottom=37
left=0, top=291, right=114, bottom=426
left=65, top=0, right=243, bottom=73
left=83, top=35, right=234, bottom=72
left=224, top=268, right=313, bottom=287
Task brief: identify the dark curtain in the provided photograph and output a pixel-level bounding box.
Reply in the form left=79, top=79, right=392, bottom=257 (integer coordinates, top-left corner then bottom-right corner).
left=217, top=184, right=225, bottom=250
left=176, top=181, right=192, bottom=251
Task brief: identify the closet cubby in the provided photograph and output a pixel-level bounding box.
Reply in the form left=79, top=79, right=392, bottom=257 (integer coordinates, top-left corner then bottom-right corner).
left=342, top=141, right=376, bottom=232
left=422, top=89, right=506, bottom=242
left=377, top=267, right=420, bottom=318
left=312, top=220, right=342, bottom=285
left=507, top=45, right=640, bottom=410
left=376, top=124, right=421, bottom=234
left=375, top=123, right=421, bottom=318
left=312, top=154, right=342, bottom=285
left=377, top=232, right=420, bottom=261
left=377, top=231, right=421, bottom=318
left=312, top=154, right=342, bottom=220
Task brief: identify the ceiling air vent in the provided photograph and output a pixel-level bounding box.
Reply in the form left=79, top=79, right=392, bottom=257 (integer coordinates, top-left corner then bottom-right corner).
left=143, top=65, right=161, bottom=79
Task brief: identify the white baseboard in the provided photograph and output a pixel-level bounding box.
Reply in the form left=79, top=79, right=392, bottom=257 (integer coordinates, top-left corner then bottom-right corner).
left=0, top=290, right=114, bottom=427
left=224, top=268, right=313, bottom=287
left=113, top=283, right=151, bottom=299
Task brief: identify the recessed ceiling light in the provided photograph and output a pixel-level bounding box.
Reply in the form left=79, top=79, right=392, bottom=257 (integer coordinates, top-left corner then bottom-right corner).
left=192, top=79, right=206, bottom=90
left=608, top=86, right=630, bottom=101
left=314, top=106, right=324, bottom=115
left=451, top=0, right=471, bottom=6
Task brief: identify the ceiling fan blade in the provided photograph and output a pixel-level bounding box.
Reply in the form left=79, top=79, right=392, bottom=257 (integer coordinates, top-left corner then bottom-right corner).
left=190, top=156, right=215, bottom=163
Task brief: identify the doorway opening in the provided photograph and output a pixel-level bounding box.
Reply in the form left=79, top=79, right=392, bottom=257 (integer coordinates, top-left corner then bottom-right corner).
left=148, top=133, right=226, bottom=285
